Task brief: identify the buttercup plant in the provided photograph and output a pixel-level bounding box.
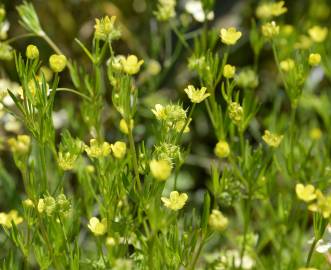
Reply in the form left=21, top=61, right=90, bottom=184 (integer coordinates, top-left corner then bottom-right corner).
left=1, top=1, right=331, bottom=269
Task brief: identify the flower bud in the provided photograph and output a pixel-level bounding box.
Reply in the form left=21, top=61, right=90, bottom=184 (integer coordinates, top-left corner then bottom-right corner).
left=49, top=54, right=67, bottom=73
left=308, top=53, right=321, bottom=66
left=111, top=141, right=127, bottom=159
left=26, top=44, right=39, bottom=59
left=214, top=140, right=230, bottom=158
left=223, top=64, right=236, bottom=78
left=149, top=159, right=172, bottom=181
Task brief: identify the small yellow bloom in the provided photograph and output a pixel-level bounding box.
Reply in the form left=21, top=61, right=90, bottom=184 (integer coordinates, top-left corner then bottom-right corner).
left=58, top=152, right=78, bottom=171
left=119, top=118, right=134, bottom=134
left=121, top=55, right=144, bottom=75
left=8, top=135, right=31, bottom=155
left=49, top=54, right=67, bottom=73
left=220, top=27, right=242, bottom=45
left=208, top=209, right=228, bottom=232
left=161, top=191, right=188, bottom=211
left=308, top=190, right=331, bottom=218
left=280, top=58, right=295, bottom=72
left=37, top=199, right=45, bottom=213
left=295, top=183, right=316, bottom=202
left=150, top=159, right=172, bottom=181
left=262, top=130, right=283, bottom=148
left=223, top=64, right=236, bottom=78
left=151, top=104, right=167, bottom=121
left=184, top=85, right=210, bottom=103
left=0, top=210, right=23, bottom=228
left=214, top=140, right=230, bottom=158
left=261, top=21, right=279, bottom=39
left=23, top=199, right=34, bottom=208
left=256, top=1, right=287, bottom=19
left=85, top=139, right=111, bottom=158
left=309, top=128, right=322, bottom=140
left=88, top=217, right=107, bottom=236
left=308, top=26, right=328, bottom=43
left=26, top=44, right=39, bottom=59
left=111, top=141, right=126, bottom=159
left=308, top=53, right=321, bottom=66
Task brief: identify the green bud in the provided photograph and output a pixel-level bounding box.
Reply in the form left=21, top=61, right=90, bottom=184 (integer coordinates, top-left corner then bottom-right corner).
left=26, top=44, right=39, bottom=59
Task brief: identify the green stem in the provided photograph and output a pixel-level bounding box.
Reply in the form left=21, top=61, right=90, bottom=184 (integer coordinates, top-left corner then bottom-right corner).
left=239, top=197, right=251, bottom=269
left=128, top=123, right=142, bottom=191
left=5, top=33, right=37, bottom=44
left=305, top=238, right=318, bottom=267
left=56, top=88, right=91, bottom=101
left=188, top=233, right=205, bottom=270
left=176, top=103, right=196, bottom=143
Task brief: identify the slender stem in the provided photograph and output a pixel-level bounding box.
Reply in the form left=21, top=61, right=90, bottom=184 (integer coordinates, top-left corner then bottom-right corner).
left=306, top=238, right=318, bottom=267
left=128, top=123, right=141, bottom=190
left=188, top=233, right=205, bottom=270
left=239, top=197, right=251, bottom=269
left=5, top=33, right=37, bottom=44
left=170, top=23, right=191, bottom=52
left=176, top=103, right=196, bottom=143
left=39, top=144, right=47, bottom=193
left=56, top=88, right=91, bottom=101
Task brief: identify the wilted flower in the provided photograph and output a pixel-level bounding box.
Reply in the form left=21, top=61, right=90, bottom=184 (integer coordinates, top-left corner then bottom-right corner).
left=261, top=21, right=279, bottom=39
left=150, top=159, right=172, bottom=181
left=111, top=141, right=126, bottom=159
left=262, top=130, right=283, bottom=148
left=220, top=27, right=242, bottom=45
left=184, top=85, right=210, bottom=103
left=88, top=217, right=107, bottom=236
left=308, top=53, right=321, bottom=66
left=223, top=64, right=236, bottom=79
left=208, top=209, right=228, bottom=231
left=308, top=26, right=328, bottom=43
left=58, top=151, right=78, bottom=170
left=295, top=183, right=316, bottom=202
left=228, top=102, right=243, bottom=125
left=49, top=54, right=67, bottom=73
left=26, top=44, right=39, bottom=59
left=161, top=191, right=188, bottom=211
left=214, top=140, right=230, bottom=158
left=94, top=16, right=120, bottom=41
left=120, top=55, right=144, bottom=75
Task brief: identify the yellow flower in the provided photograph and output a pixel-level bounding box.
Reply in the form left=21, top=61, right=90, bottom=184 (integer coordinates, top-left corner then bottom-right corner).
left=119, top=118, right=134, bottom=134
left=58, top=152, right=78, bottom=170
left=223, top=64, right=236, bottom=78
left=295, top=183, right=316, bottom=202
left=120, top=55, right=144, bottom=75
left=262, top=130, right=283, bottom=148
left=26, top=44, right=39, bottom=59
left=85, top=139, right=111, bottom=158
left=94, top=16, right=119, bottom=41
left=49, top=54, right=67, bottom=73
left=8, top=135, right=31, bottom=155
left=256, top=1, right=287, bottom=19
left=308, top=190, right=331, bottom=218
left=151, top=104, right=167, bottom=120
left=261, top=21, right=279, bottom=39
left=220, top=27, right=242, bottom=45
left=161, top=191, right=188, bottom=211
left=37, top=199, right=45, bottom=213
left=309, top=128, right=322, bottom=140
left=88, top=217, right=107, bottom=236
left=0, top=210, right=23, bottom=228
left=184, top=85, right=210, bottom=103
left=150, top=159, right=172, bottom=181
left=111, top=141, right=126, bottom=159
left=208, top=209, right=228, bottom=232
left=23, top=199, right=34, bottom=208
left=308, top=53, right=321, bottom=66
left=280, top=58, right=295, bottom=72
left=308, top=26, right=328, bottom=43
left=214, top=140, right=230, bottom=158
